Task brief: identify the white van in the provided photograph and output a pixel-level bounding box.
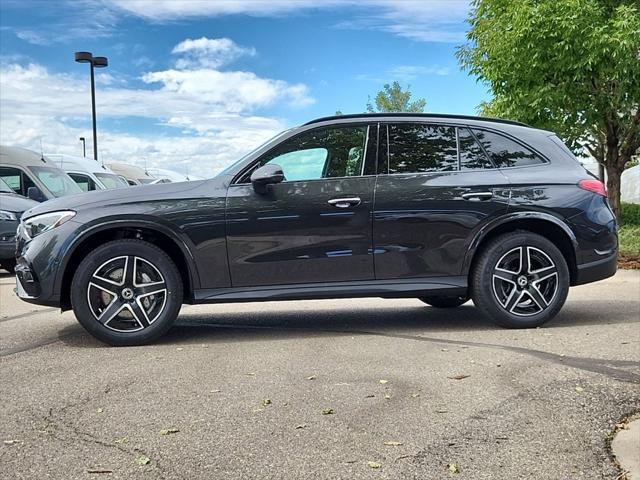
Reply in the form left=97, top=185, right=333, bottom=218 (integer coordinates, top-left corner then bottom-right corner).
left=45, top=154, right=129, bottom=191
left=106, top=163, right=156, bottom=186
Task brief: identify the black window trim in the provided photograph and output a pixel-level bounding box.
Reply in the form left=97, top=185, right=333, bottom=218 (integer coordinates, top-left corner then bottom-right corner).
left=231, top=122, right=377, bottom=186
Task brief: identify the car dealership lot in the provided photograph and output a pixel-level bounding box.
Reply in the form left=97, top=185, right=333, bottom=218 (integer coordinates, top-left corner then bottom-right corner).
left=1, top=271, right=639, bottom=480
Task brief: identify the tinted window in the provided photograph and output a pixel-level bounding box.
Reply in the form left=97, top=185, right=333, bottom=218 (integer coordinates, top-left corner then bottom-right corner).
left=458, top=128, right=493, bottom=170
left=472, top=129, right=544, bottom=168
left=95, top=172, right=129, bottom=189
left=251, top=125, right=368, bottom=182
left=68, top=173, right=96, bottom=191
left=388, top=124, right=457, bottom=174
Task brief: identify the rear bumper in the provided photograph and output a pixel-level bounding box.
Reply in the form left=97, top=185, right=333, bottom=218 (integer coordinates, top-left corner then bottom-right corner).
left=574, top=251, right=617, bottom=286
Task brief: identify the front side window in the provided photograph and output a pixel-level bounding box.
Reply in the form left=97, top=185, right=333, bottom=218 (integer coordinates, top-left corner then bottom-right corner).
left=246, top=125, right=368, bottom=182
left=0, top=166, right=35, bottom=196
left=472, top=129, right=544, bottom=168
left=29, top=166, right=82, bottom=197
left=68, top=173, right=96, bottom=192
left=387, top=124, right=458, bottom=174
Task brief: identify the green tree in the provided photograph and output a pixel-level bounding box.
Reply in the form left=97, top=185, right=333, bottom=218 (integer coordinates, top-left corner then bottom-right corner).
left=366, top=81, right=426, bottom=113
left=457, top=0, right=640, bottom=218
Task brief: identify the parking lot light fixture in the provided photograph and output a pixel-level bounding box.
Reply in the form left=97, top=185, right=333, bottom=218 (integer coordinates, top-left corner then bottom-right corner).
left=74, top=51, right=108, bottom=162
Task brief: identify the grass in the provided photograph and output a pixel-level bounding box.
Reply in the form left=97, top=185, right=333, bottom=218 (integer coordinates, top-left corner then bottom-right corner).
left=618, top=202, right=640, bottom=268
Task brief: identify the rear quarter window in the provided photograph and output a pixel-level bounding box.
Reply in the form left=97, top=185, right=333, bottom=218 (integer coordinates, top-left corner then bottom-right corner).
left=472, top=129, right=545, bottom=168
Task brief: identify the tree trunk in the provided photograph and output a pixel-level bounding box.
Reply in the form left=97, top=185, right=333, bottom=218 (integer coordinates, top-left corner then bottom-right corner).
left=605, top=164, right=622, bottom=220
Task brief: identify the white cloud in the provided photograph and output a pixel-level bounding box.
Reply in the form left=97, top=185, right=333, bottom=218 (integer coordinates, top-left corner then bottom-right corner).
left=0, top=51, right=313, bottom=176
left=172, top=37, right=256, bottom=69
left=100, top=0, right=470, bottom=43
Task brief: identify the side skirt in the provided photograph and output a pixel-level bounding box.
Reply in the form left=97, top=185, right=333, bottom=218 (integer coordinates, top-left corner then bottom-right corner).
left=193, top=276, right=467, bottom=304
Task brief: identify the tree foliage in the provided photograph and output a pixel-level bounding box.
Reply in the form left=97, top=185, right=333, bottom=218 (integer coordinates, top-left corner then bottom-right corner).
left=366, top=81, right=426, bottom=113
left=457, top=0, right=640, bottom=217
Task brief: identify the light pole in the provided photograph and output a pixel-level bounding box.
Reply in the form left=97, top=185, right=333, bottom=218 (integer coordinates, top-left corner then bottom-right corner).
left=79, top=137, right=86, bottom=157
left=74, top=51, right=108, bottom=162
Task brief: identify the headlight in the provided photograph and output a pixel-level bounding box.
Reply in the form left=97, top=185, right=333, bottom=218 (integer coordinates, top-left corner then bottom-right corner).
left=22, top=210, right=76, bottom=239
left=0, top=210, right=17, bottom=221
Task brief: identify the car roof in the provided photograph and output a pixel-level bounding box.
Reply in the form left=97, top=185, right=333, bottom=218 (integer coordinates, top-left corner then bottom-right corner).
left=44, top=154, right=119, bottom=175
left=303, top=113, right=530, bottom=128
left=0, top=144, right=60, bottom=169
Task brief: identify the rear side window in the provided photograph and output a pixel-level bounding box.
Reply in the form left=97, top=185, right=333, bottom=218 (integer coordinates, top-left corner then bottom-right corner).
left=68, top=173, right=96, bottom=191
left=388, top=124, right=457, bottom=174
left=472, top=129, right=544, bottom=168
left=458, top=128, right=493, bottom=170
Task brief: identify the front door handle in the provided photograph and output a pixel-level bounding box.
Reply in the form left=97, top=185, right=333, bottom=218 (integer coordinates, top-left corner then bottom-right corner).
left=328, top=197, right=361, bottom=208
left=462, top=191, right=493, bottom=201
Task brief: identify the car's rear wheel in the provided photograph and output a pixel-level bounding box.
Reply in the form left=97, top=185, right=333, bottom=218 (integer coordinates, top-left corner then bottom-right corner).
left=70, top=239, right=183, bottom=346
left=471, top=231, right=569, bottom=328
left=419, top=296, right=469, bottom=308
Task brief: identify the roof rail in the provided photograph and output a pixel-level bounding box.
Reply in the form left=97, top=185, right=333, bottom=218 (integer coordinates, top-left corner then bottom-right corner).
left=303, top=112, right=530, bottom=128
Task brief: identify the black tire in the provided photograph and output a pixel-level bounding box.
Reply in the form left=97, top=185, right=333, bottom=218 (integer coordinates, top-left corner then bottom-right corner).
left=1, top=259, right=16, bottom=274
left=70, top=239, right=183, bottom=346
left=419, top=296, right=469, bottom=308
left=471, top=231, right=569, bottom=328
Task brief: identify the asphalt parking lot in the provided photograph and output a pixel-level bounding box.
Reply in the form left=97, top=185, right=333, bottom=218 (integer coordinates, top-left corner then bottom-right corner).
left=1, top=270, right=639, bottom=480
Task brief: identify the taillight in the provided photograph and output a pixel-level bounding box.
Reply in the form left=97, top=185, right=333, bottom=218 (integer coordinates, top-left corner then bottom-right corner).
left=578, top=179, right=607, bottom=197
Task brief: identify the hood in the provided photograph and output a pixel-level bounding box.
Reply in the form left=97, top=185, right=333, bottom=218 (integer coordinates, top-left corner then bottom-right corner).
left=22, top=177, right=223, bottom=220
left=0, top=192, right=39, bottom=213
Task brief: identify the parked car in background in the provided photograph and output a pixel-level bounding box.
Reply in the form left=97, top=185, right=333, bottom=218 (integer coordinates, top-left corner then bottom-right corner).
left=45, top=154, right=129, bottom=191
left=106, top=163, right=155, bottom=186
left=0, top=177, right=37, bottom=273
left=14, top=114, right=617, bottom=346
left=145, top=167, right=202, bottom=183
left=621, top=164, right=639, bottom=204
left=0, top=145, right=82, bottom=201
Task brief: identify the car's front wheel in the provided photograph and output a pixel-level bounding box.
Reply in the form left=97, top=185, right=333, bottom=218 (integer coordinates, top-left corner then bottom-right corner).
left=71, top=239, right=183, bottom=346
left=471, top=231, right=569, bottom=328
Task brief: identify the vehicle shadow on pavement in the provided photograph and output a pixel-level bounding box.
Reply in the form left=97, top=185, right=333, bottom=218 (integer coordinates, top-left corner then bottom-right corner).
left=56, top=298, right=639, bottom=349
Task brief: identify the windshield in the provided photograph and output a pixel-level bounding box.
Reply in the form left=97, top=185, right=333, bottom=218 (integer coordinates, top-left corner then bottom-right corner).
left=94, top=172, right=129, bottom=189
left=138, top=178, right=155, bottom=184
left=29, top=166, right=82, bottom=197
left=216, top=129, right=291, bottom=177
left=0, top=177, right=13, bottom=193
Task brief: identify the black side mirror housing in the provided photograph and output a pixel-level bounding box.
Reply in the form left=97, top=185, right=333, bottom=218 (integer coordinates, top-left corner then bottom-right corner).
left=27, top=186, right=45, bottom=202
left=251, top=164, right=285, bottom=194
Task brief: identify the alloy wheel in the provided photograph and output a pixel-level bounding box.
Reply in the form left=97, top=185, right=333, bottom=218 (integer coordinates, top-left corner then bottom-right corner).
left=86, top=256, right=167, bottom=332
left=491, top=246, right=559, bottom=317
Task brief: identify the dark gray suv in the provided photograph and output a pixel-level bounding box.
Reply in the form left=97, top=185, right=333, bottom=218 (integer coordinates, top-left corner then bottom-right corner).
left=15, top=114, right=617, bottom=345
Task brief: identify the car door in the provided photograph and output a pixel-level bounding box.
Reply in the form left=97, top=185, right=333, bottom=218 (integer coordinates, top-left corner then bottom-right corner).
left=226, top=123, right=377, bottom=287
left=373, top=122, right=510, bottom=280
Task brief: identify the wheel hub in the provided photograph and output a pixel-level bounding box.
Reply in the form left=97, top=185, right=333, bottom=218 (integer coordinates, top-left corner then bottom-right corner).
left=121, top=287, right=134, bottom=300
left=517, top=275, right=528, bottom=287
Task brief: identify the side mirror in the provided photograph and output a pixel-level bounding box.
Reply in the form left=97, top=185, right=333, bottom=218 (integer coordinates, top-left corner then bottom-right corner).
left=250, top=164, right=285, bottom=194
left=27, top=186, right=45, bottom=202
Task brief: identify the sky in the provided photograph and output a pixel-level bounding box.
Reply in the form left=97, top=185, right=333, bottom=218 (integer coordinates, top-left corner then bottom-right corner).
left=0, top=0, right=489, bottom=177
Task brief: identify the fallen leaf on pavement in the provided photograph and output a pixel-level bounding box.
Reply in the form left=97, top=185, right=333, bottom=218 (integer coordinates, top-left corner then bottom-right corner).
left=160, top=428, right=179, bottom=436
left=435, top=410, right=448, bottom=414
left=368, top=461, right=382, bottom=469
left=136, top=456, right=150, bottom=466
left=322, top=408, right=334, bottom=415
left=379, top=379, right=388, bottom=384
left=384, top=394, right=391, bottom=399
left=262, top=399, right=272, bottom=406
left=245, top=372, right=256, bottom=376
left=3, top=440, right=20, bottom=445
left=307, top=375, right=316, bottom=380
left=383, top=441, right=403, bottom=446
left=446, top=463, right=460, bottom=473
left=295, top=424, right=307, bottom=429
left=114, top=437, right=129, bottom=444
left=410, top=393, right=420, bottom=398
left=575, top=386, right=584, bottom=393
left=448, top=374, right=470, bottom=380
left=97, top=408, right=104, bottom=413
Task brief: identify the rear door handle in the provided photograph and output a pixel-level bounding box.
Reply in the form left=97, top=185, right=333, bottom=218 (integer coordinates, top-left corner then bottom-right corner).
left=328, top=197, right=361, bottom=208
left=462, top=192, right=493, bottom=201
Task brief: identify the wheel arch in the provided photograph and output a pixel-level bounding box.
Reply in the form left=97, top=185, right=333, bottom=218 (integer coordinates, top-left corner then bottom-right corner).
left=58, top=221, right=199, bottom=310
left=464, top=213, right=579, bottom=285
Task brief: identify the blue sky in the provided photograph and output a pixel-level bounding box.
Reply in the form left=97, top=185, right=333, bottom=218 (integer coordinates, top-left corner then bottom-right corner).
left=0, top=0, right=487, bottom=176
